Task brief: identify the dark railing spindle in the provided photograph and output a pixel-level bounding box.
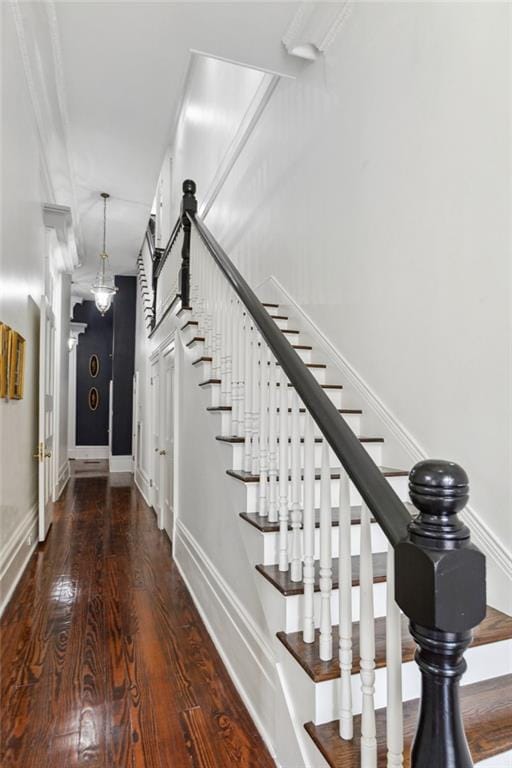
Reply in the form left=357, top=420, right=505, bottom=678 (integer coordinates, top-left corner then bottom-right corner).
left=179, top=179, right=197, bottom=308
left=396, top=460, right=486, bottom=767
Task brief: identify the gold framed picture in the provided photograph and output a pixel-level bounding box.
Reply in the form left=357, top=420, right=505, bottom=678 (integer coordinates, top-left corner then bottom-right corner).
left=89, top=354, right=99, bottom=378
left=0, top=323, right=10, bottom=399
left=88, top=387, right=99, bottom=411
left=8, top=330, right=25, bottom=400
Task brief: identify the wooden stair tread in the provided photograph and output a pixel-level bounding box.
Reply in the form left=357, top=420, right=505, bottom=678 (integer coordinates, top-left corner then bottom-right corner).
left=277, top=361, right=326, bottom=369
left=217, top=435, right=383, bottom=445
left=186, top=336, right=205, bottom=347
left=305, top=675, right=512, bottom=767
left=270, top=314, right=288, bottom=320
left=239, top=506, right=378, bottom=533
left=181, top=320, right=198, bottom=330
left=278, top=607, right=512, bottom=682
left=256, top=553, right=388, bottom=596
left=227, top=467, right=408, bottom=483
left=262, top=302, right=279, bottom=308
left=282, top=329, right=300, bottom=335
left=199, top=379, right=221, bottom=386
left=192, top=356, right=212, bottom=365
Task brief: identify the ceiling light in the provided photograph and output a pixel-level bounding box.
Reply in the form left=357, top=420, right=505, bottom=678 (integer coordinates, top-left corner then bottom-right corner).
left=91, top=192, right=118, bottom=315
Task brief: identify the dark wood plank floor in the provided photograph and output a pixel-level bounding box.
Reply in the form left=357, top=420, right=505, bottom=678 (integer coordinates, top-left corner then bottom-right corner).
left=0, top=464, right=275, bottom=768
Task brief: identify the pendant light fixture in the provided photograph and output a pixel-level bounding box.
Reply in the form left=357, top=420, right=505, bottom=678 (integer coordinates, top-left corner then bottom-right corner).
left=91, top=192, right=118, bottom=315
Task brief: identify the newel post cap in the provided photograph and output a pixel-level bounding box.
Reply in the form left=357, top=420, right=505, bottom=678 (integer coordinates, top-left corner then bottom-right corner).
left=395, top=459, right=486, bottom=632
left=181, top=179, right=197, bottom=215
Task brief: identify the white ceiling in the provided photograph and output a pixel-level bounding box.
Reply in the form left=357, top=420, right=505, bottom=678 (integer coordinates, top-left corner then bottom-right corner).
left=49, top=1, right=303, bottom=296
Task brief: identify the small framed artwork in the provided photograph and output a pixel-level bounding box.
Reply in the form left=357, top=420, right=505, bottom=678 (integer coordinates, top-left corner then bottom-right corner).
left=8, top=330, right=25, bottom=400
left=89, top=354, right=99, bottom=378
left=0, top=323, right=10, bottom=399
left=88, top=387, right=99, bottom=411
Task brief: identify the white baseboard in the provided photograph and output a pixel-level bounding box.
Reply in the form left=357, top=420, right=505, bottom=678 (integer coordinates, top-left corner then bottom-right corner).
left=135, top=467, right=152, bottom=506
left=54, top=460, right=70, bottom=500
left=259, top=274, right=512, bottom=613
left=109, top=455, right=133, bottom=473
left=174, top=519, right=278, bottom=761
left=0, top=503, right=38, bottom=616
left=69, top=445, right=109, bottom=460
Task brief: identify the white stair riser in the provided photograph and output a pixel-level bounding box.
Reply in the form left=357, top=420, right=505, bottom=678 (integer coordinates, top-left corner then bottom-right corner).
left=284, top=582, right=388, bottom=633
left=191, top=338, right=313, bottom=364
left=278, top=637, right=512, bottom=731
left=258, top=520, right=388, bottom=564
left=270, top=316, right=288, bottom=330
left=203, top=402, right=354, bottom=438
left=225, top=439, right=381, bottom=471
left=277, top=365, right=326, bottom=385
left=312, top=638, right=512, bottom=725
left=242, top=474, right=409, bottom=514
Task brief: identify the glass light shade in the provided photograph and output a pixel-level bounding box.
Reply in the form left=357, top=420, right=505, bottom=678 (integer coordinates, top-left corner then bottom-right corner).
left=91, top=255, right=117, bottom=315
left=92, top=286, right=116, bottom=315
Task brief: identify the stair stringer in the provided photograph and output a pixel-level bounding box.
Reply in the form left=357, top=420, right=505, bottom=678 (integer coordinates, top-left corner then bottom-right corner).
left=173, top=333, right=308, bottom=767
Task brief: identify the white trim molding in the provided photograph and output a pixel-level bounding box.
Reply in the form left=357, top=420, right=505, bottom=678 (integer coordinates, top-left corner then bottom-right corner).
left=109, top=455, right=133, bottom=473
left=0, top=503, right=38, bottom=617
left=282, top=1, right=353, bottom=60
left=69, top=446, right=109, bottom=460
left=55, top=460, right=70, bottom=500
left=174, top=519, right=277, bottom=759
left=135, top=467, right=152, bottom=507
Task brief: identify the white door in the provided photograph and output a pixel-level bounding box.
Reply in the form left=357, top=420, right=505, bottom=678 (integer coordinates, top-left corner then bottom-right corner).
left=161, top=352, right=174, bottom=538
left=132, top=372, right=138, bottom=472
left=151, top=361, right=160, bottom=515
left=38, top=296, right=56, bottom=541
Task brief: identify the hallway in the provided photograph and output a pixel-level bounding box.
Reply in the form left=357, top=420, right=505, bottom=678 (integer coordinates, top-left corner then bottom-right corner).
left=0, top=463, right=275, bottom=768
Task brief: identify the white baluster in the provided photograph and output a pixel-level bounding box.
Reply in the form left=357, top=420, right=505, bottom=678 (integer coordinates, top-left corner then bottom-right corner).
left=251, top=328, right=260, bottom=476
left=302, top=412, right=315, bottom=643
left=225, top=297, right=233, bottom=429
left=236, top=306, right=245, bottom=438
left=278, top=368, right=289, bottom=572
left=360, top=502, right=377, bottom=767
left=386, top=544, right=403, bottom=768
left=339, top=467, right=353, bottom=740
left=268, top=353, right=278, bottom=522
left=290, top=389, right=302, bottom=582
left=258, top=343, right=269, bottom=517
left=319, top=439, right=333, bottom=660
left=243, top=316, right=252, bottom=473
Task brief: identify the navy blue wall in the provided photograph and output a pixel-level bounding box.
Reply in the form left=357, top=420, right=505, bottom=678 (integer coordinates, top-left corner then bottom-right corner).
left=111, top=276, right=136, bottom=456
left=73, top=301, right=113, bottom=446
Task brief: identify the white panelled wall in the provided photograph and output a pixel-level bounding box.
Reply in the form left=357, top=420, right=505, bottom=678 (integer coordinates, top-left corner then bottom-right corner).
left=202, top=2, right=511, bottom=612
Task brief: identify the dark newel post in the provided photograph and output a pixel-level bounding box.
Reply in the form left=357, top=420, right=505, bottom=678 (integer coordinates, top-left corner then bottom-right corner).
left=396, top=460, right=486, bottom=768
left=180, top=179, right=197, bottom=308
left=151, top=247, right=162, bottom=330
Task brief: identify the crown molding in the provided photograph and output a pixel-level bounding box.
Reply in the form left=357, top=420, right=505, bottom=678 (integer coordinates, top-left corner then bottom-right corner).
left=9, top=0, right=83, bottom=260
left=45, top=1, right=84, bottom=258
left=282, top=1, right=353, bottom=60
left=43, top=203, right=80, bottom=272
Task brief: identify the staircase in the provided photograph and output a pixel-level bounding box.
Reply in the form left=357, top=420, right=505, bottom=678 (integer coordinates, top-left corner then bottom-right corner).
left=149, top=180, right=512, bottom=767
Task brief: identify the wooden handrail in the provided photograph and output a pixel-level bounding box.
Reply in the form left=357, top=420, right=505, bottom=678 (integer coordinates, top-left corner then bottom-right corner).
left=188, top=208, right=412, bottom=548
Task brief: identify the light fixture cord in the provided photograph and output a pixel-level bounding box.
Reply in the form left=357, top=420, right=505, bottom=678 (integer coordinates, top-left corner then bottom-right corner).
left=103, top=194, right=107, bottom=255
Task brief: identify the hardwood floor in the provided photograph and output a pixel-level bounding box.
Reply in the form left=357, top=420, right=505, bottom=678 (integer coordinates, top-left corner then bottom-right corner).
left=0, top=464, right=275, bottom=768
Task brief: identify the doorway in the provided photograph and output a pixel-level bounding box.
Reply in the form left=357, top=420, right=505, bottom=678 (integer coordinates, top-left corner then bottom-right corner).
left=161, top=349, right=175, bottom=540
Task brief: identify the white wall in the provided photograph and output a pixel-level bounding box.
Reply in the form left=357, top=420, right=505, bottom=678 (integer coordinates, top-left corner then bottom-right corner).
left=53, top=272, right=71, bottom=497
left=199, top=3, right=511, bottom=565
left=0, top=3, right=76, bottom=613
left=171, top=53, right=267, bottom=220
left=0, top=2, right=48, bottom=608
